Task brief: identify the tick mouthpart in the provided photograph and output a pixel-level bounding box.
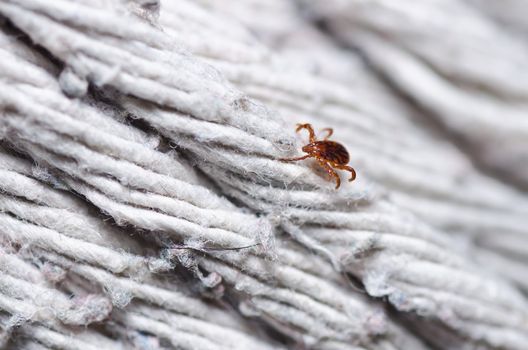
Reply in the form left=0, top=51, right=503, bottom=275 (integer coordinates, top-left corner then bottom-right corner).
left=302, top=144, right=316, bottom=153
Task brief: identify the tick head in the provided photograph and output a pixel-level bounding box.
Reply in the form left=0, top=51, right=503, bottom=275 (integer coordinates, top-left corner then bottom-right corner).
left=302, top=143, right=319, bottom=155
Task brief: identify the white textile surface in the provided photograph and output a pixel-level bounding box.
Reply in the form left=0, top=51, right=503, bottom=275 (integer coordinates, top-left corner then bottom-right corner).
left=0, top=1, right=527, bottom=349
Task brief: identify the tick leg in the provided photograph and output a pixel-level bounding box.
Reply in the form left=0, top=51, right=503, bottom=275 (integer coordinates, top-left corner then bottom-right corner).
left=279, top=154, right=311, bottom=162
left=334, top=164, right=356, bottom=182
left=320, top=128, right=333, bottom=140
left=296, top=123, right=316, bottom=143
left=318, top=160, right=341, bottom=189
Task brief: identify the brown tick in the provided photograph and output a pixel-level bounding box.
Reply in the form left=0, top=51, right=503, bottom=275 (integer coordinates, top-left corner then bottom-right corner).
left=280, top=123, right=356, bottom=189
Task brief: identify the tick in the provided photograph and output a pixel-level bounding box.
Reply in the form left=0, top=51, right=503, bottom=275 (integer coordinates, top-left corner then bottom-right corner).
left=280, top=123, right=356, bottom=189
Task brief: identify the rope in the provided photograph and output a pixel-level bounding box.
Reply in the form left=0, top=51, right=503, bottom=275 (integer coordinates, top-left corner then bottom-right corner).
left=1, top=0, right=527, bottom=349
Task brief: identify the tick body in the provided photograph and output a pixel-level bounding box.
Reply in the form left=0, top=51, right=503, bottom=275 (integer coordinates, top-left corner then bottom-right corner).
left=280, top=123, right=356, bottom=189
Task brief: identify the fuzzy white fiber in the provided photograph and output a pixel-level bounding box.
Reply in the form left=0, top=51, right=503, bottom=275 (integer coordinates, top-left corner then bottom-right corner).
left=1, top=1, right=528, bottom=349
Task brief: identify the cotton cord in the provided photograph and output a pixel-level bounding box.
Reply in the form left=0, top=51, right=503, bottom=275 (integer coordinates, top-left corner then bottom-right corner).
left=0, top=149, right=281, bottom=350
left=1, top=1, right=528, bottom=349
left=0, top=12, right=425, bottom=350
left=297, top=0, right=528, bottom=190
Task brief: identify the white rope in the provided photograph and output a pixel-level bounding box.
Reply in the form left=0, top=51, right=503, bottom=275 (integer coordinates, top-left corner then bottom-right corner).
left=0, top=16, right=426, bottom=350
left=298, top=0, right=528, bottom=190
left=1, top=0, right=528, bottom=349
left=0, top=150, right=279, bottom=349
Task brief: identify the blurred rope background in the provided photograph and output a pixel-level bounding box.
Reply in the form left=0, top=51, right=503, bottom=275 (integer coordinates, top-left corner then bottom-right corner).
left=0, top=0, right=527, bottom=349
